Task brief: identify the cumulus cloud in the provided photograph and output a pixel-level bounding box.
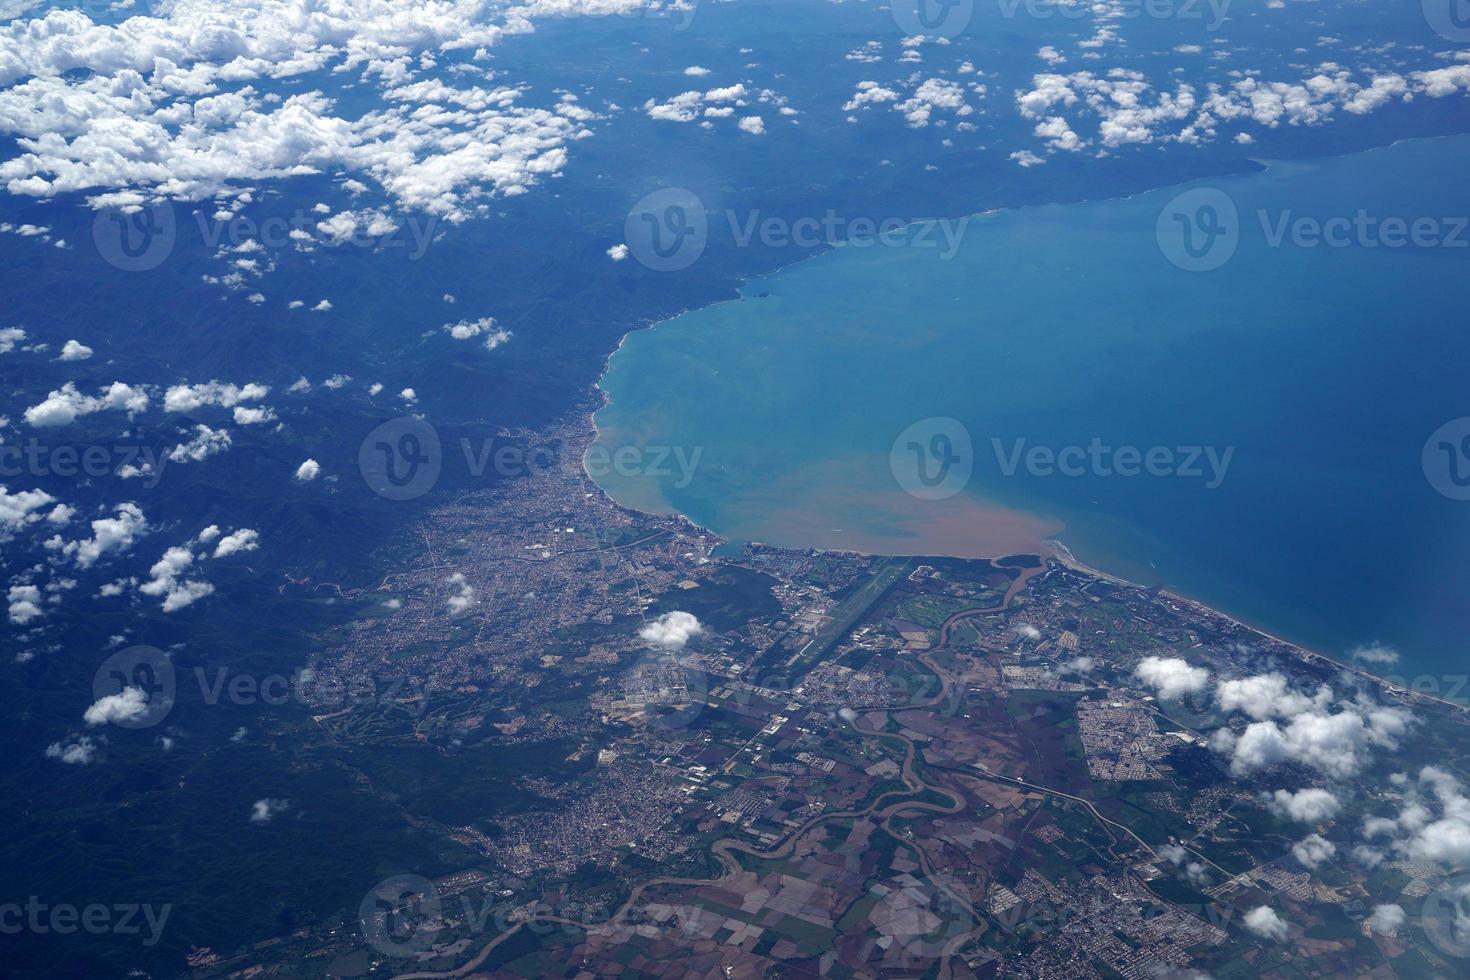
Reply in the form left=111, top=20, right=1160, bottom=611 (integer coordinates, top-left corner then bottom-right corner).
left=249, top=798, right=290, bottom=823
left=445, top=572, right=475, bottom=614
left=294, top=458, right=320, bottom=482
left=1134, top=656, right=1209, bottom=699
left=639, top=610, right=702, bottom=650
left=213, top=528, right=259, bottom=558
left=83, top=687, right=150, bottom=726
left=163, top=381, right=268, bottom=413
left=1367, top=904, right=1404, bottom=934
left=1349, top=643, right=1399, bottom=666
left=167, top=424, right=232, bottom=463
left=0, top=1, right=604, bottom=220
left=1216, top=672, right=1330, bottom=721
left=1291, top=833, right=1336, bottom=868
left=1265, top=787, right=1341, bottom=824
left=443, top=316, right=511, bottom=350
left=1243, top=906, right=1287, bottom=941
left=61, top=502, right=146, bottom=568
left=233, top=406, right=276, bottom=425
left=57, top=339, right=92, bottom=361
left=1010, top=62, right=1468, bottom=155
left=607, top=243, right=628, bottom=261
left=24, top=381, right=149, bottom=426
left=45, top=735, right=98, bottom=765
left=138, top=544, right=212, bottom=612
left=0, top=484, right=55, bottom=541
left=1212, top=697, right=1412, bottom=779
left=7, top=583, right=42, bottom=624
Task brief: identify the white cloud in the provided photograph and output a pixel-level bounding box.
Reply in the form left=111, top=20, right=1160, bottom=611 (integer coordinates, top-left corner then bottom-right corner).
left=214, top=528, right=259, bottom=558
left=0, top=326, right=24, bottom=353
left=164, top=381, right=268, bottom=413
left=168, top=423, right=232, bottom=463
left=1348, top=642, right=1399, bottom=666
left=446, top=571, right=474, bottom=614
left=639, top=610, right=701, bottom=650
left=233, top=405, right=276, bottom=425
left=1367, top=904, right=1404, bottom=934
left=138, top=543, right=214, bottom=612
left=1134, top=656, right=1208, bottom=699
left=607, top=243, right=628, bottom=261
left=7, top=583, right=42, bottom=624
left=0, top=484, right=55, bottom=540
left=443, top=316, right=511, bottom=349
left=45, top=735, right=97, bottom=764
left=738, top=115, right=765, bottom=135
left=294, top=458, right=320, bottom=482
left=24, top=381, right=149, bottom=427
left=1243, top=906, right=1287, bottom=941
left=58, top=339, right=92, bottom=361
left=1213, top=698, right=1412, bottom=779
left=62, top=502, right=146, bottom=568
left=1265, top=787, right=1341, bottom=824
left=1291, top=833, right=1336, bottom=868
left=0, top=1, right=607, bottom=220
left=249, top=797, right=290, bottom=823
left=83, top=686, right=150, bottom=726
left=1216, top=672, right=1329, bottom=721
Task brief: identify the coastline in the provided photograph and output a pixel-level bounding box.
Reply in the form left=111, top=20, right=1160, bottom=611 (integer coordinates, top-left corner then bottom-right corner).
left=582, top=134, right=1470, bottom=717
left=574, top=403, right=1467, bottom=716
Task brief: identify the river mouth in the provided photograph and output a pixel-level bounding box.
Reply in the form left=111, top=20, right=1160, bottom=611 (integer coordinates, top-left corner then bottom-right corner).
left=589, top=135, right=1470, bottom=676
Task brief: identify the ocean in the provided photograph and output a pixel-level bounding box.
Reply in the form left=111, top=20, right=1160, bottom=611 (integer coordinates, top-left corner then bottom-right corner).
left=592, top=134, right=1470, bottom=688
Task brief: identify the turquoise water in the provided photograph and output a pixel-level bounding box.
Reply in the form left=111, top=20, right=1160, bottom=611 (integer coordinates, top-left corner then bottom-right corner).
left=593, top=136, right=1470, bottom=682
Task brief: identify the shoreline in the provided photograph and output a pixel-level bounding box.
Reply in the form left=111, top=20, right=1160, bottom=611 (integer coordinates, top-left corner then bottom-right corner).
left=575, top=406, right=1467, bottom=715
left=581, top=133, right=1470, bottom=717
